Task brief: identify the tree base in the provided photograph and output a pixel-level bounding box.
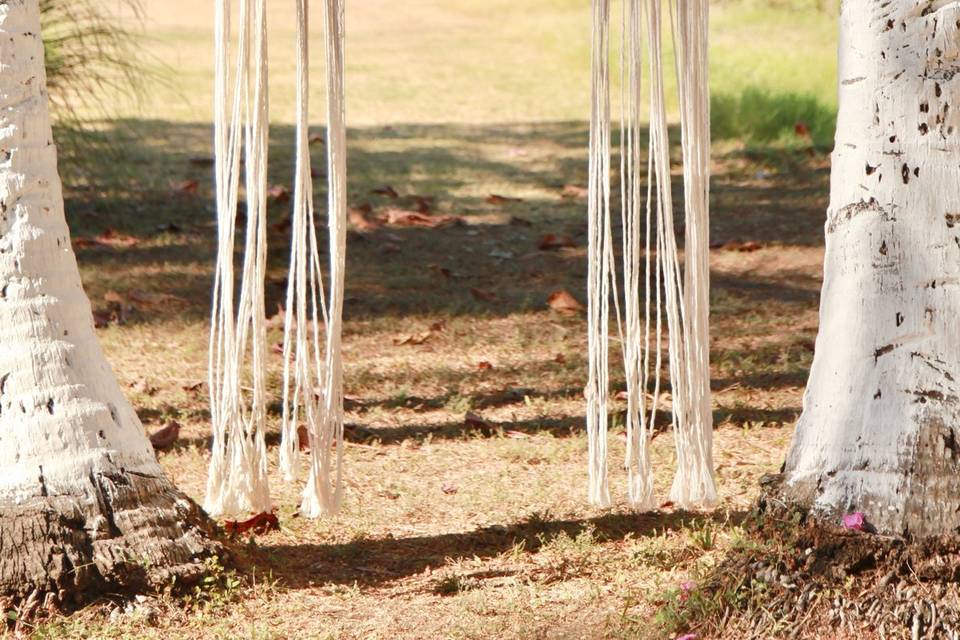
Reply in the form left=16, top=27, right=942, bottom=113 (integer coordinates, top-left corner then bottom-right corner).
left=0, top=470, right=221, bottom=611
left=671, top=475, right=960, bottom=638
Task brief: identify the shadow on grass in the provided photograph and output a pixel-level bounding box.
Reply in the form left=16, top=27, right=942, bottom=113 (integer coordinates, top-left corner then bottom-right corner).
left=240, top=509, right=749, bottom=589
left=65, top=117, right=830, bottom=324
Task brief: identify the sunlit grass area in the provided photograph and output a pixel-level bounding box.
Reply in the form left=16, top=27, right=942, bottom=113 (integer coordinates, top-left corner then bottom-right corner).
left=30, top=0, right=841, bottom=638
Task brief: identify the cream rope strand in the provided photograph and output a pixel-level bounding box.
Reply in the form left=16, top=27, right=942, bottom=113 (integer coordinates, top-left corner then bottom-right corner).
left=588, top=0, right=714, bottom=510
left=586, top=0, right=612, bottom=508
left=206, top=0, right=272, bottom=518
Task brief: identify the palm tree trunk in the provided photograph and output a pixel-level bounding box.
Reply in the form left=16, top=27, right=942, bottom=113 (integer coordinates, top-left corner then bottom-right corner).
left=0, top=0, right=217, bottom=604
left=781, top=0, right=960, bottom=538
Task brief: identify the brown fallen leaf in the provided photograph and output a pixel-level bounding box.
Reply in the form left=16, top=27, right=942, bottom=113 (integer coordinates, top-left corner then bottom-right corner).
left=477, top=361, right=493, bottom=371
left=441, top=483, right=459, bottom=495
left=795, top=121, right=811, bottom=138
left=92, top=309, right=115, bottom=328
left=94, top=228, right=139, bottom=248
left=349, top=206, right=381, bottom=232
left=372, top=185, right=399, bottom=198
left=554, top=353, right=567, bottom=364
left=470, top=287, right=498, bottom=303
left=223, top=511, right=280, bottom=536
left=560, top=184, right=589, bottom=199
left=486, top=194, right=523, bottom=205
left=268, top=184, right=291, bottom=203
left=171, top=179, right=199, bottom=196
left=181, top=380, right=205, bottom=393
left=547, top=289, right=585, bottom=315
left=394, top=331, right=434, bottom=346
left=150, top=420, right=181, bottom=452
left=297, top=424, right=311, bottom=452
left=716, top=240, right=763, bottom=252
left=382, top=208, right=462, bottom=228
left=538, top=234, right=576, bottom=250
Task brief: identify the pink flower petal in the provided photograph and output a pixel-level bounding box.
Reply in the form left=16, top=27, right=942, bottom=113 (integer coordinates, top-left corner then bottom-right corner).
left=676, top=634, right=697, bottom=640
left=842, top=512, right=865, bottom=531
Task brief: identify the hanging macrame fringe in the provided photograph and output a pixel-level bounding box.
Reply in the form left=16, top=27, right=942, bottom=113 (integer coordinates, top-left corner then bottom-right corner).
left=587, top=0, right=716, bottom=510
left=207, top=0, right=347, bottom=519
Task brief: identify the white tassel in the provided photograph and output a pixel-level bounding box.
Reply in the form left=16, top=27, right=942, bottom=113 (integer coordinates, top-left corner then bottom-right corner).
left=206, top=0, right=272, bottom=518
left=280, top=0, right=347, bottom=518
left=619, top=0, right=656, bottom=510
left=669, top=0, right=716, bottom=508
left=588, top=0, right=715, bottom=510
left=586, top=0, right=612, bottom=508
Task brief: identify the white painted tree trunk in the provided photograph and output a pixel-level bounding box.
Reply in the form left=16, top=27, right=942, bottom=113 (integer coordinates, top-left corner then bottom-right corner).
left=782, top=0, right=960, bottom=537
left=0, top=0, right=214, bottom=603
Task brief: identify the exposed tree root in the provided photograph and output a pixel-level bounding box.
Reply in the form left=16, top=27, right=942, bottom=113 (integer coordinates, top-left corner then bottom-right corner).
left=0, top=470, right=222, bottom=615
left=673, top=474, right=960, bottom=639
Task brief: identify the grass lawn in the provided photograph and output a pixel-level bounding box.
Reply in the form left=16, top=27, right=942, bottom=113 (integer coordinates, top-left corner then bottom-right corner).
left=33, top=1, right=839, bottom=638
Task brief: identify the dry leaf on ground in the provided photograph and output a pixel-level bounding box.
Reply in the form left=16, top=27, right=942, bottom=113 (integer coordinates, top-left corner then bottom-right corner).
left=547, top=289, right=585, bottom=314
left=538, top=234, right=576, bottom=250
left=470, top=287, right=498, bottom=303
left=149, top=420, right=181, bottom=452
left=224, top=512, right=280, bottom=536
left=560, top=184, right=588, bottom=199
left=349, top=206, right=381, bottom=232
left=382, top=208, right=462, bottom=228
left=486, top=194, right=523, bottom=205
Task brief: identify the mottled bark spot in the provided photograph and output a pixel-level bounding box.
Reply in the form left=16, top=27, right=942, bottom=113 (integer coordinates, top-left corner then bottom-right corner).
left=875, top=343, right=897, bottom=361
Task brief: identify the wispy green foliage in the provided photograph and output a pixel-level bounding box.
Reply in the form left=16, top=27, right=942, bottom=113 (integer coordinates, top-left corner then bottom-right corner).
left=40, top=0, right=145, bottom=123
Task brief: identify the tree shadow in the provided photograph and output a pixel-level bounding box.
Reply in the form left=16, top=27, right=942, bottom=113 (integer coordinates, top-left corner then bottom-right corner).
left=238, top=509, right=749, bottom=589
left=65, top=118, right=830, bottom=327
